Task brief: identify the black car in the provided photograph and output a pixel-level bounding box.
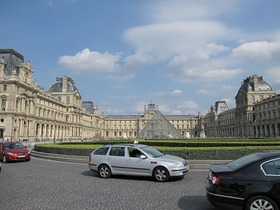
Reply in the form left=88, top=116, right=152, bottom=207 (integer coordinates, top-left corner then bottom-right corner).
left=205, top=151, right=280, bottom=210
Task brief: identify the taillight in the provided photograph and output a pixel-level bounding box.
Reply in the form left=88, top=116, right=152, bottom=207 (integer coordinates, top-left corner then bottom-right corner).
left=211, top=176, right=220, bottom=185
left=208, top=171, right=220, bottom=185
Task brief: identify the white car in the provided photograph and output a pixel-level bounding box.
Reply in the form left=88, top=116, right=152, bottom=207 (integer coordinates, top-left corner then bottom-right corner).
left=88, top=143, right=189, bottom=182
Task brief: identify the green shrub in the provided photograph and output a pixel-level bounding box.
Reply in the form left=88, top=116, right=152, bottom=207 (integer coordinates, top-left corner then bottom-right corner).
left=33, top=138, right=280, bottom=160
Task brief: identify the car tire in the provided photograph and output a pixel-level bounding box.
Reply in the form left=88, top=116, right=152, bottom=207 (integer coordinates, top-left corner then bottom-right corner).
left=153, top=166, right=170, bottom=182
left=245, top=195, right=279, bottom=210
left=98, top=164, right=111, bottom=178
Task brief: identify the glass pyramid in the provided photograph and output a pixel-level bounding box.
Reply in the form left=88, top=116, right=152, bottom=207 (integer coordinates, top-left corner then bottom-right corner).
left=138, top=110, right=184, bottom=139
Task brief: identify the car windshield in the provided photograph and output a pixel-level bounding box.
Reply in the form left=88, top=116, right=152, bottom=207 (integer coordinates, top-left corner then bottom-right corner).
left=5, top=143, right=24, bottom=150
left=140, top=146, right=164, bottom=158
left=227, top=153, right=262, bottom=170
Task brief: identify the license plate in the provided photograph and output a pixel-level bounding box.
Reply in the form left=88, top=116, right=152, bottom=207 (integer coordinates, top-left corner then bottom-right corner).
left=18, top=155, right=25, bottom=158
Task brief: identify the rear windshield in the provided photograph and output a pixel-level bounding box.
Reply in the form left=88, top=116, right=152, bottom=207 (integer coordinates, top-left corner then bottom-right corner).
left=93, top=147, right=109, bottom=155
left=227, top=153, right=262, bottom=170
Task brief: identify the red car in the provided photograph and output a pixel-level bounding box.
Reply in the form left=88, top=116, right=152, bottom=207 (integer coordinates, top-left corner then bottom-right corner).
left=0, top=141, right=31, bottom=163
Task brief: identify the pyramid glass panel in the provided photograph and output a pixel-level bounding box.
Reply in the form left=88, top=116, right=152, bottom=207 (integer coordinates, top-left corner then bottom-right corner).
left=138, top=111, right=183, bottom=139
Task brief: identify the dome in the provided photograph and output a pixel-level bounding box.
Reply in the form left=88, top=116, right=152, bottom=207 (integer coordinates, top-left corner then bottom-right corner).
left=238, top=75, right=273, bottom=93
left=48, top=77, right=79, bottom=93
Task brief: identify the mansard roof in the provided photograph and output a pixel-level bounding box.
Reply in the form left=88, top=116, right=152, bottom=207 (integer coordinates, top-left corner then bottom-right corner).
left=238, top=74, right=273, bottom=93
left=0, top=49, right=24, bottom=76
left=48, top=76, right=79, bottom=93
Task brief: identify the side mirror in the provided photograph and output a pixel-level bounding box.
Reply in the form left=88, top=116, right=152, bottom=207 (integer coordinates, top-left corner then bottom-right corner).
left=140, top=154, right=147, bottom=159
left=0, top=146, right=4, bottom=150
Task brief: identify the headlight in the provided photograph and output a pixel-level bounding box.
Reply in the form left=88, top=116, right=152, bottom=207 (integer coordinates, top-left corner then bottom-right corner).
left=7, top=152, right=14, bottom=156
left=172, top=162, right=184, bottom=168
left=28, top=151, right=31, bottom=154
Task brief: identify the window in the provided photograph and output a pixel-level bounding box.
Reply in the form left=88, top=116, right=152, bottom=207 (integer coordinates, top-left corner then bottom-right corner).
left=3, top=85, right=7, bottom=91
left=109, top=147, right=125, bottom=156
left=94, top=147, right=109, bottom=155
left=128, top=148, right=143, bottom=158
left=262, top=159, right=280, bottom=176
left=1, top=98, right=6, bottom=111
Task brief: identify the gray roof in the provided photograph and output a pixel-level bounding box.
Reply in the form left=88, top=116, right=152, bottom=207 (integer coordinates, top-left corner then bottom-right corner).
left=0, top=49, right=24, bottom=76
left=238, top=75, right=273, bottom=93
left=48, top=77, right=79, bottom=93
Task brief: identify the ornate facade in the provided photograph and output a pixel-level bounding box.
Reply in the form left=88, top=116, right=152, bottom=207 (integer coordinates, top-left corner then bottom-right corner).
left=204, top=75, right=280, bottom=137
left=0, top=49, right=199, bottom=141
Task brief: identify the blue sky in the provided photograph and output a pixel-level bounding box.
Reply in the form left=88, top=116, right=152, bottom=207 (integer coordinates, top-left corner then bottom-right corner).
left=1, top=0, right=280, bottom=115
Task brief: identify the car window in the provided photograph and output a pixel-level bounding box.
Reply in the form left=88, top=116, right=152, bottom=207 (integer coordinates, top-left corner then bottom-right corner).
left=128, top=148, right=143, bottom=158
left=262, top=161, right=277, bottom=175
left=275, top=159, right=280, bottom=175
left=109, top=147, right=125, bottom=157
left=140, top=146, right=163, bottom=158
left=94, top=147, right=109, bottom=155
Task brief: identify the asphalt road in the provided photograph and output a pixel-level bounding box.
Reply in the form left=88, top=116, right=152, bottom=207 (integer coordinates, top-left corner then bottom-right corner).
left=0, top=158, right=221, bottom=210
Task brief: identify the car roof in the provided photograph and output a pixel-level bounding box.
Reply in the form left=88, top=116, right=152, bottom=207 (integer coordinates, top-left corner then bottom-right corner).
left=254, top=151, right=280, bottom=159
left=102, top=143, right=147, bottom=148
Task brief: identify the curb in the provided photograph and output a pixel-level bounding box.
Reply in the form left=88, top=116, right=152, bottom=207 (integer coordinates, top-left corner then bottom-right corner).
left=31, top=150, right=230, bottom=170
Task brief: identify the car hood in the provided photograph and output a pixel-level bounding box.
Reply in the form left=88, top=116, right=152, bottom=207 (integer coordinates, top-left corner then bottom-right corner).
left=156, top=154, right=186, bottom=163
left=5, top=148, right=29, bottom=153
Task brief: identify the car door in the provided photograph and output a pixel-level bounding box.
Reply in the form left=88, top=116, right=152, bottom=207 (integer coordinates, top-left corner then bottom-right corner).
left=107, top=146, right=127, bottom=174
left=126, top=147, right=151, bottom=176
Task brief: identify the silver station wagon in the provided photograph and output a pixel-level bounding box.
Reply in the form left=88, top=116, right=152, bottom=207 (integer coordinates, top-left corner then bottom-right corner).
left=88, top=143, right=189, bottom=182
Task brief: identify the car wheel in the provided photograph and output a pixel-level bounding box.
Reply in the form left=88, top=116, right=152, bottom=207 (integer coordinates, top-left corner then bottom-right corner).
left=3, top=156, right=7, bottom=163
left=245, top=196, right=279, bottom=210
left=98, top=164, right=111, bottom=178
left=153, top=166, right=170, bottom=182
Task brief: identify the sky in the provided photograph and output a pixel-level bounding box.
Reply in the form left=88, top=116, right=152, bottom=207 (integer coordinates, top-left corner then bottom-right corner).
left=1, top=0, right=280, bottom=116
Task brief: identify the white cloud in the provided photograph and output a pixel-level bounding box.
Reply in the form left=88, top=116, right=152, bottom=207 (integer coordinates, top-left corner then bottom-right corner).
left=170, top=89, right=183, bottom=96
left=232, top=41, right=280, bottom=61
left=58, top=48, right=121, bottom=73
left=124, top=21, right=234, bottom=58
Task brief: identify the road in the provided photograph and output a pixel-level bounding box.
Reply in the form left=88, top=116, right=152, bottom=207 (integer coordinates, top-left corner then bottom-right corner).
left=0, top=157, right=221, bottom=210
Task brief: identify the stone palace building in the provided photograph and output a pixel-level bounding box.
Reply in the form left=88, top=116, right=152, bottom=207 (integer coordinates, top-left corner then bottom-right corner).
left=0, top=49, right=199, bottom=141
left=204, top=75, right=280, bottom=138
left=1, top=49, right=279, bottom=141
